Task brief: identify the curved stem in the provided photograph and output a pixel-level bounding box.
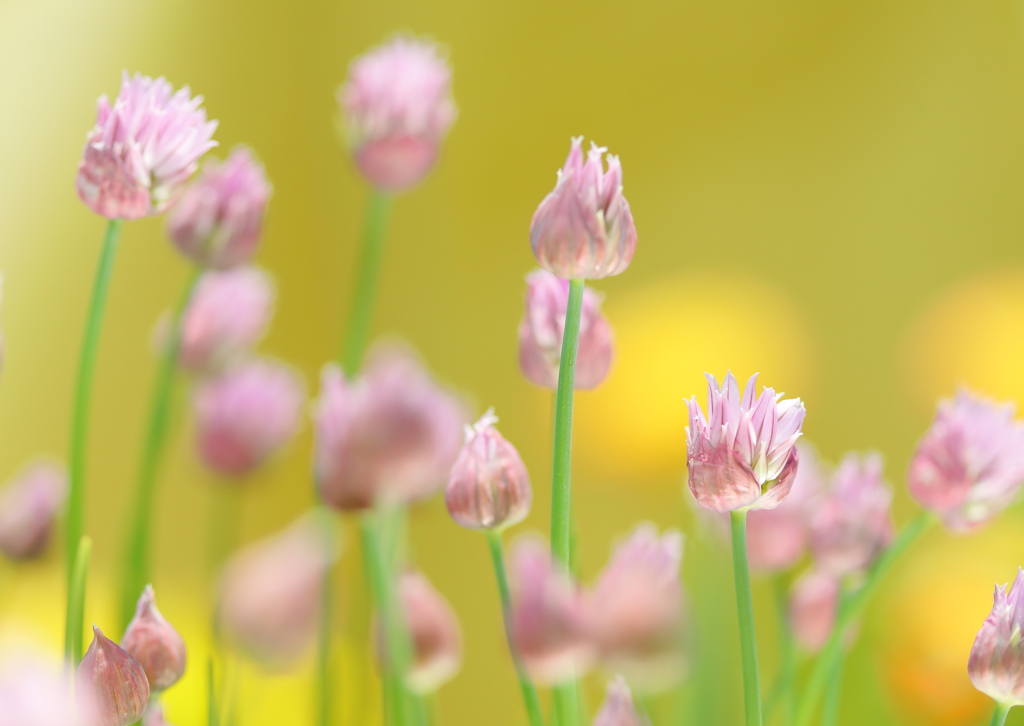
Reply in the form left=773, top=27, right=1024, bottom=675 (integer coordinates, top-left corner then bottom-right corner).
left=821, top=641, right=846, bottom=726
left=730, top=510, right=762, bottom=726
left=991, top=703, right=1012, bottom=726
left=64, top=536, right=92, bottom=666
left=341, top=190, right=391, bottom=376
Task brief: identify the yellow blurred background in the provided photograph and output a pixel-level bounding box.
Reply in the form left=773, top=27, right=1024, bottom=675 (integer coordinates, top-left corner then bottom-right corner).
left=3, top=0, right=1024, bottom=724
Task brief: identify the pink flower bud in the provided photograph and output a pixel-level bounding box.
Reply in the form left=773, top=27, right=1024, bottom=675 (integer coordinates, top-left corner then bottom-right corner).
left=76, top=72, right=218, bottom=220
left=77, top=626, right=150, bottom=726
left=509, top=536, right=593, bottom=684
left=0, top=652, right=84, bottom=726
left=445, top=410, right=532, bottom=530
left=530, top=137, right=637, bottom=280
left=593, top=677, right=649, bottom=726
left=143, top=704, right=174, bottom=726
left=193, top=358, right=305, bottom=477
left=788, top=570, right=839, bottom=652
left=396, top=570, right=462, bottom=693
left=120, top=585, right=187, bottom=692
left=166, top=147, right=271, bottom=269
left=969, top=568, right=1024, bottom=706
left=908, top=390, right=1024, bottom=532
left=340, top=37, right=457, bottom=192
left=313, top=344, right=466, bottom=511
left=686, top=372, right=806, bottom=513
left=517, top=270, right=614, bottom=390
left=0, top=461, right=66, bottom=561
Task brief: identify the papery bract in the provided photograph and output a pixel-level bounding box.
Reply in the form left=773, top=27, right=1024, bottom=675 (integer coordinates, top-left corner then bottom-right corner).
left=592, top=677, right=649, bottom=726
left=121, top=585, right=187, bottom=692
left=789, top=569, right=839, bottom=652
left=969, top=568, right=1024, bottom=706
left=78, top=626, right=150, bottom=726
left=395, top=570, right=462, bottom=693
left=0, top=461, right=66, bottom=561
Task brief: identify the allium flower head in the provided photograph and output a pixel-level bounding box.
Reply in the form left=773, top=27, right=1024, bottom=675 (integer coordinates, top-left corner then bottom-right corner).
left=77, top=626, right=150, bottom=726
left=530, top=137, right=637, bottom=280
left=789, top=569, right=840, bottom=652
left=0, top=652, right=84, bottom=726
left=340, top=37, right=457, bottom=192
left=394, top=570, right=462, bottom=693
left=76, top=72, right=218, bottom=220
left=518, top=269, right=614, bottom=390
left=166, top=146, right=272, bottom=268
left=593, top=677, right=650, bottom=726
left=686, top=372, right=806, bottom=512
left=908, top=390, right=1024, bottom=532
left=0, top=461, right=66, bottom=561
left=969, top=568, right=1024, bottom=706
left=121, top=585, right=187, bottom=692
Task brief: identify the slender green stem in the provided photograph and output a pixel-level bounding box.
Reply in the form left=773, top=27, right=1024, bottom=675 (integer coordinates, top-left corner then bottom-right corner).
left=341, top=190, right=392, bottom=375
left=317, top=563, right=333, bottom=726
left=821, top=641, right=846, bottom=726
left=764, top=575, right=796, bottom=725
left=730, top=510, right=762, bottom=726
left=795, top=512, right=933, bottom=726
left=991, top=702, right=1012, bottom=726
left=66, top=219, right=123, bottom=586
left=486, top=531, right=545, bottom=726
left=64, top=536, right=92, bottom=665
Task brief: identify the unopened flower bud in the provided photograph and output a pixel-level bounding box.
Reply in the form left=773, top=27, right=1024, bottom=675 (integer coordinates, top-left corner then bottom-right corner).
left=969, top=568, right=1024, bottom=706
left=517, top=270, right=613, bottom=390
left=0, top=461, right=66, bottom=561
left=593, top=677, right=649, bottom=726
left=194, top=358, right=305, bottom=477
left=78, top=626, right=150, bottom=726
left=686, top=371, right=805, bottom=512
left=396, top=570, right=462, bottom=693
left=144, top=704, right=174, bottom=726
left=530, top=137, right=637, bottom=280
left=121, top=585, right=187, bottom=692
left=340, top=37, right=457, bottom=192
left=445, top=410, right=532, bottom=530
left=166, top=147, right=271, bottom=269
left=789, top=570, right=839, bottom=652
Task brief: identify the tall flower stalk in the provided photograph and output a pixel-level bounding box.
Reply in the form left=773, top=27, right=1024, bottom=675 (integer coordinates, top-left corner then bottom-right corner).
left=730, top=511, right=762, bottom=726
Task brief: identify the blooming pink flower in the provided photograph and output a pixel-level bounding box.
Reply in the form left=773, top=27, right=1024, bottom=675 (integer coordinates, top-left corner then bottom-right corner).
left=166, top=147, right=271, bottom=268
left=76, top=72, right=218, bottom=220
left=0, top=651, right=84, bottom=726
left=314, top=344, right=466, bottom=511
left=969, top=568, right=1024, bottom=706
left=517, top=269, right=614, bottom=390
left=788, top=569, right=839, bottom=652
left=908, top=391, right=1024, bottom=532
left=686, top=372, right=806, bottom=512
left=340, top=37, right=457, bottom=192
left=78, top=626, right=150, bottom=726
left=0, top=461, right=66, bottom=561
left=530, top=137, right=637, bottom=280
left=394, top=570, right=462, bottom=693
left=193, top=358, right=305, bottom=477
left=121, top=585, right=187, bottom=692
left=593, top=677, right=649, bottom=726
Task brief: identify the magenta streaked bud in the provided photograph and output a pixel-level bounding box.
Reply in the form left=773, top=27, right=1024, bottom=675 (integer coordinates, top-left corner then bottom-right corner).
left=194, top=358, right=305, bottom=477
left=340, top=37, right=456, bottom=193
left=969, top=568, right=1024, bottom=706
left=789, top=569, right=839, bottom=652
left=313, top=344, right=466, bottom=511
left=445, top=410, right=532, bottom=530
left=166, top=147, right=271, bottom=269
left=78, top=626, right=150, bottom=726
left=396, top=570, right=462, bottom=693
left=76, top=72, right=218, bottom=220
left=120, top=585, right=187, bottom=692
left=510, top=536, right=593, bottom=684
left=908, top=390, right=1024, bottom=532
left=0, top=652, right=84, bottom=726
left=517, top=270, right=614, bottom=390
left=686, top=371, right=805, bottom=513
left=0, top=461, right=66, bottom=561
left=593, top=677, right=649, bottom=726
left=530, top=137, right=637, bottom=280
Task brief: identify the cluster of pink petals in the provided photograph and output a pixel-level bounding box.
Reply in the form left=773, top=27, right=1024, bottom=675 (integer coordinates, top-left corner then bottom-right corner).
left=969, top=568, right=1024, bottom=706
left=121, top=585, right=187, bottom=692
left=517, top=269, right=614, bottom=390
left=0, top=461, right=66, bottom=561
left=0, top=652, right=85, bottom=726
left=76, top=72, right=218, bottom=220
left=686, top=372, right=806, bottom=512
left=396, top=570, right=462, bottom=693
left=166, top=146, right=272, bottom=269
left=788, top=569, right=840, bottom=652
left=78, top=626, right=150, bottom=726
left=530, top=137, right=637, bottom=280
left=340, top=37, right=457, bottom=192
left=908, top=390, right=1024, bottom=532
left=593, top=677, right=649, bottom=726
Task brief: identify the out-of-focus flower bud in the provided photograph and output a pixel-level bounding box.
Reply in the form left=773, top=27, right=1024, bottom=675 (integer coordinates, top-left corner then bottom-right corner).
left=509, top=536, right=593, bottom=684
left=143, top=704, right=174, bottom=726
left=593, top=677, right=649, bottom=726
left=686, top=371, right=806, bottom=513
left=76, top=72, right=217, bottom=220
left=77, top=626, right=150, bottom=726
left=0, top=651, right=84, bottom=726
left=517, top=270, right=614, bottom=390
left=530, top=137, right=637, bottom=280
left=218, top=514, right=337, bottom=665
left=121, top=585, right=187, bottom=692
left=969, top=568, right=1024, bottom=706
left=193, top=358, right=305, bottom=477
left=314, top=344, right=466, bottom=511
left=0, top=461, right=66, bottom=561
left=340, top=37, right=456, bottom=192
left=445, top=410, right=532, bottom=530
left=908, top=391, right=1024, bottom=532
left=395, top=570, right=462, bottom=693
left=789, top=569, right=840, bottom=652
left=588, top=524, right=685, bottom=693
left=166, top=147, right=271, bottom=269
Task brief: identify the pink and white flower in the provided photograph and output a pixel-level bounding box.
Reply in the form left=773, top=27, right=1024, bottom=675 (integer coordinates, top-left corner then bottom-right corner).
left=969, top=568, right=1024, bottom=706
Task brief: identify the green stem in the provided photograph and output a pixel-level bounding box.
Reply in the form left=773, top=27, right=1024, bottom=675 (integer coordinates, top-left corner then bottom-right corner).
left=730, top=510, right=762, bottom=726
left=486, top=531, right=545, bottom=726
left=341, top=190, right=391, bottom=376
left=317, top=563, right=333, bottom=726
left=991, top=703, right=1012, bottom=726
left=764, top=575, right=796, bottom=725
left=120, top=269, right=201, bottom=630
left=821, top=643, right=845, bottom=726
left=795, top=512, right=933, bottom=726
left=64, top=536, right=92, bottom=665
left=66, top=219, right=122, bottom=586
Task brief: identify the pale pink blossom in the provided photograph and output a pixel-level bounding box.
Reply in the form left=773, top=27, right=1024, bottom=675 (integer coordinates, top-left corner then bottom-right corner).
left=686, top=372, right=806, bottom=512
left=395, top=570, right=462, bottom=693
left=908, top=390, right=1024, bottom=532
left=530, top=137, right=637, bottom=280
left=969, top=568, right=1024, bottom=706
left=340, top=37, right=457, bottom=192
left=592, top=677, right=649, bottom=726
left=121, top=585, right=187, bottom=692
left=78, top=626, right=150, bottom=726
left=517, top=269, right=614, bottom=389
left=166, top=147, right=271, bottom=268
left=76, top=72, right=218, bottom=220
left=0, top=461, right=66, bottom=561
left=789, top=569, right=840, bottom=652
left=0, top=651, right=84, bottom=726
